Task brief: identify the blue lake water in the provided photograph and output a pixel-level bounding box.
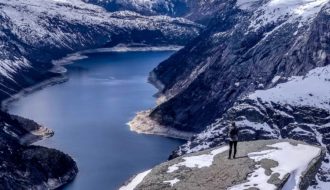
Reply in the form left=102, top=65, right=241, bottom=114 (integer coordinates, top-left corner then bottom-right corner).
left=8, top=51, right=185, bottom=190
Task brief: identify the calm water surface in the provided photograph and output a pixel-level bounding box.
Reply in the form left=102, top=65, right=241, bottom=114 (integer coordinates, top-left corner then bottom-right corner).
left=8, top=51, right=185, bottom=190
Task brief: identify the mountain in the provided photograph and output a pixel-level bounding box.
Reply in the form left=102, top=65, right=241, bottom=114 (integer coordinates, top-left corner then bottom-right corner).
left=83, top=0, right=189, bottom=16
left=82, top=0, right=228, bottom=24
left=2, top=0, right=330, bottom=189
left=0, top=111, right=78, bottom=189
left=129, top=0, right=330, bottom=188
left=0, top=0, right=204, bottom=188
left=0, top=0, right=203, bottom=101
left=142, top=0, right=329, bottom=134
left=173, top=64, right=330, bottom=189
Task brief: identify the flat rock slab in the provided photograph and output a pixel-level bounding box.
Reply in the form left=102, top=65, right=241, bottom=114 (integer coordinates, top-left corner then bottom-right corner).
left=121, top=140, right=324, bottom=190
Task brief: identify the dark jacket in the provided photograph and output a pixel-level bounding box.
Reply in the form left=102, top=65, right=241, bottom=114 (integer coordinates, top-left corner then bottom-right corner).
left=228, top=126, right=238, bottom=141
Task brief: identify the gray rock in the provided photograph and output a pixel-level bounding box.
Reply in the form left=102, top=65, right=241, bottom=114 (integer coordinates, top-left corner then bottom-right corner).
left=173, top=96, right=330, bottom=187
left=128, top=140, right=324, bottom=190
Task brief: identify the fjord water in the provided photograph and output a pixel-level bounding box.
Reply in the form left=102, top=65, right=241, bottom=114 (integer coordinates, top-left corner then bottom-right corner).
left=8, top=51, right=184, bottom=190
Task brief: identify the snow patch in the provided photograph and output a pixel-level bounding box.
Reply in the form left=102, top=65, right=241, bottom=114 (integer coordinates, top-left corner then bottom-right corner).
left=229, top=142, right=321, bottom=190
left=167, top=146, right=229, bottom=173
left=0, top=58, right=31, bottom=80
left=119, top=169, right=151, bottom=190
left=163, top=178, right=180, bottom=187
left=237, top=0, right=329, bottom=31
left=249, top=65, right=330, bottom=111
left=236, top=119, right=276, bottom=137
left=272, top=75, right=281, bottom=83
left=3, top=124, right=19, bottom=139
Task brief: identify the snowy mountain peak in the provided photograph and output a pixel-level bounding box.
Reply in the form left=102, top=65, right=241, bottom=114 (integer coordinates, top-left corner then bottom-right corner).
left=237, top=0, right=329, bottom=31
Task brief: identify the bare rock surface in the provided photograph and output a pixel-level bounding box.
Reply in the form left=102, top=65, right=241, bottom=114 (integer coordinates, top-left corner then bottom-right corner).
left=122, top=140, right=324, bottom=190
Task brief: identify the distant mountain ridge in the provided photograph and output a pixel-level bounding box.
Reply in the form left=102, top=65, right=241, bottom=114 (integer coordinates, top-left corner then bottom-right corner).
left=0, top=0, right=203, bottom=100
left=83, top=0, right=226, bottom=23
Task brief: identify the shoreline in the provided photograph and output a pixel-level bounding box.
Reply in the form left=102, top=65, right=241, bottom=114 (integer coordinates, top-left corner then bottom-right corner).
left=51, top=45, right=183, bottom=67
left=3, top=44, right=177, bottom=109
left=128, top=110, right=195, bottom=141
left=1, top=75, right=68, bottom=111
left=2, top=44, right=184, bottom=141
left=20, top=126, right=55, bottom=145
left=0, top=45, right=182, bottom=189
left=80, top=45, right=183, bottom=53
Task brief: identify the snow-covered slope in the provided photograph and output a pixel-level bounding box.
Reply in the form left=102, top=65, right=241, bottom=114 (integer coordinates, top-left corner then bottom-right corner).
left=174, top=64, right=330, bottom=189
left=237, top=0, right=328, bottom=30
left=83, top=0, right=227, bottom=23
left=0, top=0, right=202, bottom=100
left=249, top=66, right=330, bottom=111
left=141, top=0, right=330, bottom=133
left=84, top=0, right=186, bottom=16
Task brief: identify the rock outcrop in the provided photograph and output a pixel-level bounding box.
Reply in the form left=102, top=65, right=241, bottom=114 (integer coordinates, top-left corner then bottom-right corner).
left=120, top=140, right=324, bottom=190
left=173, top=64, right=330, bottom=188
left=0, top=111, right=78, bottom=189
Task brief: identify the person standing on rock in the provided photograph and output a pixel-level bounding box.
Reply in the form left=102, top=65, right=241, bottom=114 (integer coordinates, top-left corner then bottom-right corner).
left=228, top=122, right=239, bottom=159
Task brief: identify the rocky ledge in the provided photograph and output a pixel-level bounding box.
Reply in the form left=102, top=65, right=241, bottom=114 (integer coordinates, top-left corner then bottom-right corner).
left=0, top=111, right=78, bottom=189
left=120, top=140, right=324, bottom=190
left=128, top=110, right=195, bottom=140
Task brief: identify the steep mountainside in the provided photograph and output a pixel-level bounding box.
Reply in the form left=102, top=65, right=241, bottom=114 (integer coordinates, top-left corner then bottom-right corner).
left=83, top=0, right=189, bottom=16
left=83, top=0, right=227, bottom=24
left=173, top=65, right=330, bottom=189
left=0, top=0, right=202, bottom=100
left=128, top=0, right=330, bottom=188
left=146, top=0, right=330, bottom=133
left=0, top=111, right=78, bottom=189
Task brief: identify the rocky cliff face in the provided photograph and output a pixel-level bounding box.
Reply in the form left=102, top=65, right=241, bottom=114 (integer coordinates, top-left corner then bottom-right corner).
left=120, top=140, right=325, bottom=190
left=147, top=0, right=330, bottom=133
left=0, top=0, right=203, bottom=101
left=0, top=111, right=78, bottom=189
left=173, top=64, right=330, bottom=189
left=83, top=0, right=189, bottom=17
left=127, top=0, right=330, bottom=188
left=83, top=0, right=228, bottom=24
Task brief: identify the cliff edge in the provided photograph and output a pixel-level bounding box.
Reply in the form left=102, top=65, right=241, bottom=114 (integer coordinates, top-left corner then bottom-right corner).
left=120, top=140, right=325, bottom=190
left=0, top=111, right=78, bottom=189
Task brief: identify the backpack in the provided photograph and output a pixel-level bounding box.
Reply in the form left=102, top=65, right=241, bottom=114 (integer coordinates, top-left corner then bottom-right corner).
left=230, top=127, right=238, bottom=136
